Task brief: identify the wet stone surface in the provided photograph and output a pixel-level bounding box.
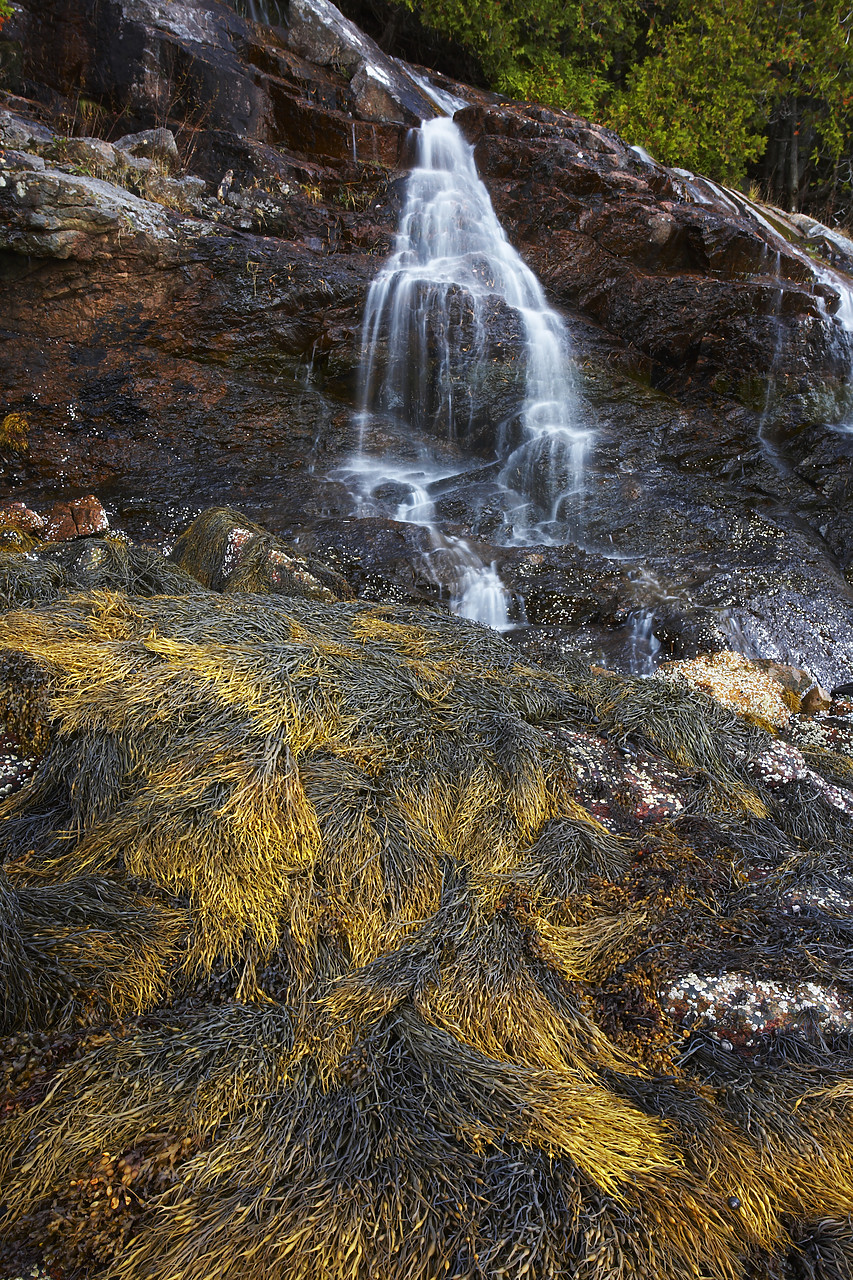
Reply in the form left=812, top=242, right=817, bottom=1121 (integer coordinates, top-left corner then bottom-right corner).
left=550, top=725, right=687, bottom=826
left=748, top=737, right=853, bottom=815
left=663, top=970, right=853, bottom=1047
left=787, top=704, right=853, bottom=754
left=0, top=732, right=36, bottom=801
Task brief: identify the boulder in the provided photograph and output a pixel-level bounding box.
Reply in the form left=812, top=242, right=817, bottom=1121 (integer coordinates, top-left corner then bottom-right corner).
left=168, top=506, right=354, bottom=601
left=143, top=171, right=207, bottom=204
left=0, top=106, right=55, bottom=153
left=44, top=495, right=110, bottom=540
left=0, top=163, right=175, bottom=258
left=114, top=127, right=180, bottom=172
left=286, top=0, right=441, bottom=122
left=55, top=136, right=119, bottom=170
left=753, top=658, right=816, bottom=695
left=800, top=683, right=833, bottom=714
left=0, top=499, right=45, bottom=532
left=0, top=149, right=45, bottom=172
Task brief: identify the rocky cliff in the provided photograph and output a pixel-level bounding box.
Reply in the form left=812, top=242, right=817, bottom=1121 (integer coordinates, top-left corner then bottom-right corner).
left=0, top=0, right=852, bottom=682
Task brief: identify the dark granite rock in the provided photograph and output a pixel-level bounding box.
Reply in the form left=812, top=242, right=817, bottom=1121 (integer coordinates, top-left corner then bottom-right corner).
left=113, top=127, right=181, bottom=171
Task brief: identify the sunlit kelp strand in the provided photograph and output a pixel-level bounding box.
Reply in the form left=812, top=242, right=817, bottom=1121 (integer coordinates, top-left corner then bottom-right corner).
left=0, top=869, right=188, bottom=1032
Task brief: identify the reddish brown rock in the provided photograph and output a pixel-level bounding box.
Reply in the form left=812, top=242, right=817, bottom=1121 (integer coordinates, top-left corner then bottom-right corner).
left=754, top=658, right=815, bottom=695
left=800, top=683, right=832, bottom=714
left=0, top=499, right=45, bottom=533
left=454, top=102, right=837, bottom=393
left=44, top=495, right=109, bottom=541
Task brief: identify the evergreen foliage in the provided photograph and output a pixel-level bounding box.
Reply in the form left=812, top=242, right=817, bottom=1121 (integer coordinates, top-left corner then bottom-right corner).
left=381, top=0, right=853, bottom=214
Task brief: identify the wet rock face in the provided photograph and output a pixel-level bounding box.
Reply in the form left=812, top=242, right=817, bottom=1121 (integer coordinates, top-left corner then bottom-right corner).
left=455, top=103, right=843, bottom=393
left=285, top=0, right=440, bottom=123
left=0, top=0, right=852, bottom=682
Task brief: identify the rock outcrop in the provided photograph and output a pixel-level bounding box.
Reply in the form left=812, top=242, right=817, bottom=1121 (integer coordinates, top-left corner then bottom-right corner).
left=0, top=0, right=851, bottom=684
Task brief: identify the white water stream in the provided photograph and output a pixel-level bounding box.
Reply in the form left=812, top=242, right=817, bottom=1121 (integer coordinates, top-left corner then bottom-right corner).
left=812, top=261, right=853, bottom=431
left=345, top=115, right=589, bottom=629
left=341, top=111, right=853, bottom=667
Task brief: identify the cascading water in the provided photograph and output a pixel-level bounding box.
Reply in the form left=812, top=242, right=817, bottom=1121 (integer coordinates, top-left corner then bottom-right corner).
left=756, top=245, right=789, bottom=469
left=812, top=260, right=853, bottom=431
left=231, top=0, right=286, bottom=25
left=347, top=114, right=589, bottom=628
left=405, top=70, right=469, bottom=118
left=344, top=454, right=512, bottom=627
left=359, top=116, right=587, bottom=530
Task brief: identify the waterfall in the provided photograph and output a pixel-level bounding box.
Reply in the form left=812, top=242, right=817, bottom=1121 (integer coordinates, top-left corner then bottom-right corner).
left=348, top=115, right=588, bottom=628
left=626, top=609, right=661, bottom=675
left=344, top=455, right=512, bottom=628
left=813, top=261, right=853, bottom=431
left=231, top=0, right=287, bottom=25
left=359, top=116, right=587, bottom=529
left=405, top=70, right=469, bottom=118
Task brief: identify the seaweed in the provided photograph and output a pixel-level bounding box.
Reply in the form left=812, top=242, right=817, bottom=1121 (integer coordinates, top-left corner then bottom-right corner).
left=168, top=506, right=354, bottom=601
left=0, top=535, right=205, bottom=612
left=0, top=565, right=852, bottom=1278
left=0, top=869, right=188, bottom=1031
